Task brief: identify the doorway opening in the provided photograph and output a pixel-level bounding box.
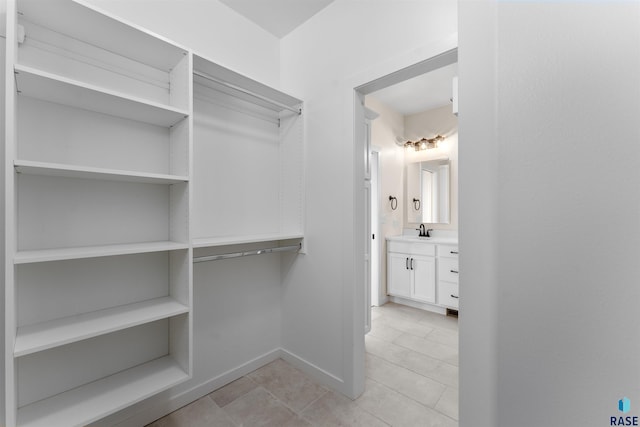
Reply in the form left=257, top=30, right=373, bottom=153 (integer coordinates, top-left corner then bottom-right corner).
left=355, top=47, right=459, bottom=424
left=356, top=47, right=458, bottom=326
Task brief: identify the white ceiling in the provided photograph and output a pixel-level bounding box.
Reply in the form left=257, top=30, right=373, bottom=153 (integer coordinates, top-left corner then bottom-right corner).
left=219, top=0, right=455, bottom=116
left=368, top=62, right=458, bottom=116
left=219, top=0, right=335, bottom=38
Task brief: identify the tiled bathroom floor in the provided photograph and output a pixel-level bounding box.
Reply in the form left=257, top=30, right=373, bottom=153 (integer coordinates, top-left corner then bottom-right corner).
left=147, top=302, right=458, bottom=427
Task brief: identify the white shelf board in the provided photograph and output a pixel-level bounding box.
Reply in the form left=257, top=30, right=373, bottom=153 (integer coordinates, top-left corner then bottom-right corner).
left=15, top=65, right=188, bottom=127
left=192, top=232, right=304, bottom=248
left=19, top=0, right=187, bottom=72
left=15, top=241, right=188, bottom=264
left=15, top=160, right=189, bottom=185
left=17, top=356, right=189, bottom=427
left=15, top=297, right=189, bottom=357
left=194, top=54, right=302, bottom=111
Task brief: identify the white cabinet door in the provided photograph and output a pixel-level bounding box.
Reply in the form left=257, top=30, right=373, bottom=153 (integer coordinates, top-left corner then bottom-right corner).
left=412, top=255, right=436, bottom=303
left=388, top=252, right=412, bottom=298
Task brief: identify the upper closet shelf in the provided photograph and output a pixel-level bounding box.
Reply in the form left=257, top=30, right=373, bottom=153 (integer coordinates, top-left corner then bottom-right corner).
left=193, top=54, right=302, bottom=115
left=18, top=0, right=187, bottom=72
left=193, top=233, right=304, bottom=249
left=14, top=160, right=189, bottom=185
left=15, top=241, right=189, bottom=264
left=15, top=65, right=189, bottom=127
left=194, top=71, right=300, bottom=115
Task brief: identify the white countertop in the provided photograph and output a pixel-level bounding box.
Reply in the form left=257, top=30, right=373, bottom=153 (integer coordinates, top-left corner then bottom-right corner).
left=387, top=235, right=458, bottom=245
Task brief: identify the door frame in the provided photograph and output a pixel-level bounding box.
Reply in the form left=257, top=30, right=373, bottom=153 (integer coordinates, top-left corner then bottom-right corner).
left=370, top=148, right=381, bottom=307
left=355, top=47, right=458, bottom=338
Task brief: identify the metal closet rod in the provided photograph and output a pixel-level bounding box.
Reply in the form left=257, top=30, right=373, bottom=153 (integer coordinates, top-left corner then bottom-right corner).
left=193, top=243, right=302, bottom=263
left=193, top=70, right=302, bottom=115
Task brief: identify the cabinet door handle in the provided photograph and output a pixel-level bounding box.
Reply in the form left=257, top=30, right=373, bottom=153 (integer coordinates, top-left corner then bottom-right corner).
left=451, top=294, right=459, bottom=299
left=450, top=269, right=459, bottom=274
left=410, top=258, right=414, bottom=270
left=450, top=251, right=459, bottom=255
left=406, top=257, right=409, bottom=270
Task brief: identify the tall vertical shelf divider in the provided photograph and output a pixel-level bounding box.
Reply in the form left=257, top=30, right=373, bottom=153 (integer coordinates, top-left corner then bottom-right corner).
left=4, top=1, right=193, bottom=426
left=191, top=55, right=305, bottom=250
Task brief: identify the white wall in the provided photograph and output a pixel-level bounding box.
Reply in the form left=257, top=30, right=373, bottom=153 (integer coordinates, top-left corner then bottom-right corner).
left=82, top=0, right=280, bottom=88
left=0, top=2, right=6, bottom=422
left=459, top=1, right=640, bottom=426
left=280, top=0, right=457, bottom=397
left=365, top=96, right=404, bottom=299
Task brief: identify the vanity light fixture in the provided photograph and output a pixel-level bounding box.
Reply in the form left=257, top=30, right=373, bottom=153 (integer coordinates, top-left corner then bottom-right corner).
left=399, top=135, right=446, bottom=151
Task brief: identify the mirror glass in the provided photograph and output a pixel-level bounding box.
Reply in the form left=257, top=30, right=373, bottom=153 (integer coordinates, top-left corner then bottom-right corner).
left=406, top=158, right=450, bottom=224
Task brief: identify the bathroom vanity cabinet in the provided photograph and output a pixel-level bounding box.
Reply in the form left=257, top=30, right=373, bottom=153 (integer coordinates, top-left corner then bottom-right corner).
left=387, top=237, right=459, bottom=311
left=387, top=240, right=436, bottom=304
left=436, top=244, right=459, bottom=309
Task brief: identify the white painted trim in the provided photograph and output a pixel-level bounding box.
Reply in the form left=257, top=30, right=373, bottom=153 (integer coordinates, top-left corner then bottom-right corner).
left=279, top=348, right=346, bottom=392
left=388, top=296, right=447, bottom=315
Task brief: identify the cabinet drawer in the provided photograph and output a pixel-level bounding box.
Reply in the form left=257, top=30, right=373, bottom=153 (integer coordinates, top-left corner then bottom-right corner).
left=438, top=257, right=459, bottom=283
left=437, top=245, right=459, bottom=259
left=388, top=240, right=435, bottom=256
left=438, top=281, right=459, bottom=309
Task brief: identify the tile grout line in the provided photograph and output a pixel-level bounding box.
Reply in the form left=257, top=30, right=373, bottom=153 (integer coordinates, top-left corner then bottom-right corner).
left=365, top=352, right=449, bottom=410
left=388, top=333, right=459, bottom=367
left=364, top=377, right=458, bottom=425
left=433, top=385, right=460, bottom=422
left=296, top=388, right=330, bottom=425
left=365, top=349, right=457, bottom=391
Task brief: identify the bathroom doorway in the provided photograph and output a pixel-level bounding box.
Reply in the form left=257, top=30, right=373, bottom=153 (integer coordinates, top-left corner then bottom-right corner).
left=355, top=47, right=459, bottom=424
left=357, top=48, right=458, bottom=330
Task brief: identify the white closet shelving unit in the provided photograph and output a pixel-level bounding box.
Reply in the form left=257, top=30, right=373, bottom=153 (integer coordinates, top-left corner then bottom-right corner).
left=191, top=55, right=304, bottom=250
left=4, top=0, right=193, bottom=426
left=4, top=1, right=305, bottom=426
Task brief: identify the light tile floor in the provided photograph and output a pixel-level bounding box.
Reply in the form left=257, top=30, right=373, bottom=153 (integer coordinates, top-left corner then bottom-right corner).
left=147, top=302, right=458, bottom=427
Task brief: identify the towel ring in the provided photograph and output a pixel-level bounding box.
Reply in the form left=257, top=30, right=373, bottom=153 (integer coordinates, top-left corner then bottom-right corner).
left=389, top=196, right=398, bottom=210
left=413, top=198, right=421, bottom=211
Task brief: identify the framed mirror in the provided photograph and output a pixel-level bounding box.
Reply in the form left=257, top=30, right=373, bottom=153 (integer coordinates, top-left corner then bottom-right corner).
left=405, top=158, right=450, bottom=224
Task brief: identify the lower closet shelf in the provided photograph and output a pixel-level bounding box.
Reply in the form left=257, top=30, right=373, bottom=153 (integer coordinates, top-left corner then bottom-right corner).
left=14, top=296, right=189, bottom=357
left=17, top=356, right=189, bottom=427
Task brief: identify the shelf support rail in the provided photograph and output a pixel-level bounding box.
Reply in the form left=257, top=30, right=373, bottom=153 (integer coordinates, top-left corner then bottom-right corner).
left=193, top=71, right=302, bottom=115
left=193, top=243, right=301, bottom=263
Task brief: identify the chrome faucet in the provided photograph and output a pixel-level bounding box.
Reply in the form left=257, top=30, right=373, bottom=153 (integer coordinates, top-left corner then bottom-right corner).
left=416, top=224, right=432, bottom=237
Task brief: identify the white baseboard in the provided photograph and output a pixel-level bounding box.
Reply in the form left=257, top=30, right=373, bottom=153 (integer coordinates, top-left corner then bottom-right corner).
left=388, top=296, right=447, bottom=315
left=279, top=348, right=345, bottom=392
left=111, top=349, right=281, bottom=427
left=377, top=295, right=389, bottom=305
left=109, top=347, right=345, bottom=427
